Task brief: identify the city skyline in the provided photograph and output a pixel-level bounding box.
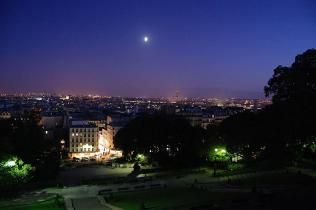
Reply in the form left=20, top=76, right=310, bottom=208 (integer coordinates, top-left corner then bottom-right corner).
left=1, top=0, right=316, bottom=97
left=0, top=89, right=268, bottom=99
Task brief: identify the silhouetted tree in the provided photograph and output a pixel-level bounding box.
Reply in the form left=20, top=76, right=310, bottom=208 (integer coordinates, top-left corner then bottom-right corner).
left=264, top=49, right=316, bottom=149
left=265, top=49, right=316, bottom=104
left=115, top=114, right=204, bottom=167
left=0, top=112, right=61, bottom=181
left=220, top=49, right=316, bottom=165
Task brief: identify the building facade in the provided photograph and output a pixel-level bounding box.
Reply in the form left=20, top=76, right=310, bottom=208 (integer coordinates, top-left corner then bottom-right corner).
left=0, top=112, right=11, bottom=119
left=69, top=124, right=98, bottom=158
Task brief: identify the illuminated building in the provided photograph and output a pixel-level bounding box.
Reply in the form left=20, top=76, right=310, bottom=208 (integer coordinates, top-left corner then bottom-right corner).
left=0, top=112, right=11, bottom=119
left=98, top=128, right=114, bottom=155
left=69, top=124, right=98, bottom=158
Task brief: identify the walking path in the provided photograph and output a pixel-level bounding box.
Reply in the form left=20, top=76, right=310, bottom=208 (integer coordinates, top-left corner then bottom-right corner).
left=287, top=167, right=316, bottom=178
left=72, top=197, right=110, bottom=210
left=168, top=169, right=284, bottom=188
left=30, top=168, right=306, bottom=210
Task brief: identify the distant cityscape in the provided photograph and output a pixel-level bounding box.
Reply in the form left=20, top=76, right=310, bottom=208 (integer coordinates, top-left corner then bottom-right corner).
left=2, top=0, right=316, bottom=208
left=0, top=92, right=271, bottom=160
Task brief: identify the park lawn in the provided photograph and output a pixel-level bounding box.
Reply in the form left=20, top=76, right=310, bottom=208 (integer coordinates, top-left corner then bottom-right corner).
left=1, top=197, right=64, bottom=210
left=108, top=187, right=247, bottom=210
left=234, top=172, right=316, bottom=187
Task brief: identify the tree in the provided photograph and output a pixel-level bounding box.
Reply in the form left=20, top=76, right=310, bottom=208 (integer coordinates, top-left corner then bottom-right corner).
left=218, top=49, right=316, bottom=165
left=209, top=145, right=230, bottom=176
left=0, top=155, right=32, bottom=197
left=265, top=49, right=316, bottom=104
left=218, top=50, right=316, bottom=164
left=115, top=114, right=204, bottom=166
left=264, top=49, right=316, bottom=148
left=209, top=145, right=230, bottom=162
left=220, top=111, right=266, bottom=161
left=0, top=112, right=61, bottom=181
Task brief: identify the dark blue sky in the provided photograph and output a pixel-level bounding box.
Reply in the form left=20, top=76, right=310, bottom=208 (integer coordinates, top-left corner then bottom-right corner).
left=1, top=0, right=315, bottom=98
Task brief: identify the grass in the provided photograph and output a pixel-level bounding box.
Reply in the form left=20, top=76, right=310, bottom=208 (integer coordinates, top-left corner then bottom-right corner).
left=107, top=172, right=316, bottom=210
left=0, top=197, right=64, bottom=210
left=107, top=187, right=247, bottom=210
left=231, top=172, right=316, bottom=187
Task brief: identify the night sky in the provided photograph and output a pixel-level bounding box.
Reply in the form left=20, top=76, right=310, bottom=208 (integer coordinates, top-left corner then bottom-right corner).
left=1, top=0, right=316, bottom=98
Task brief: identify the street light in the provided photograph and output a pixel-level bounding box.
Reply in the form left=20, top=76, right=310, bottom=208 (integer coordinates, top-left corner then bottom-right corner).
left=213, top=147, right=227, bottom=176
left=213, top=148, right=218, bottom=176
left=4, top=160, right=16, bottom=167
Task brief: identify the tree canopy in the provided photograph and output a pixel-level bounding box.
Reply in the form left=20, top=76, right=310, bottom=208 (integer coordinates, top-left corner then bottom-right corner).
left=220, top=49, right=316, bottom=164
left=0, top=155, right=32, bottom=185
left=115, top=114, right=204, bottom=166
left=0, top=112, right=61, bottom=182
left=265, top=49, right=316, bottom=104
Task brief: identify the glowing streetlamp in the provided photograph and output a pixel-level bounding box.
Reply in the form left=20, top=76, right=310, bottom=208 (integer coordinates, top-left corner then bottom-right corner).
left=4, top=160, right=16, bottom=167
left=1, top=156, right=32, bottom=183
left=212, top=146, right=228, bottom=176
left=136, top=153, right=147, bottom=163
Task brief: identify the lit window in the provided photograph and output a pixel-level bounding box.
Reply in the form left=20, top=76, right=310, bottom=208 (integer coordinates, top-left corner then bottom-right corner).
left=72, top=133, right=74, bottom=136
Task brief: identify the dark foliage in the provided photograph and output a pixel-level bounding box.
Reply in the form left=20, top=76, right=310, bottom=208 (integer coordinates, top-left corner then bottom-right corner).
left=221, top=49, right=316, bottom=165
left=0, top=112, right=60, bottom=181
left=115, top=114, right=204, bottom=167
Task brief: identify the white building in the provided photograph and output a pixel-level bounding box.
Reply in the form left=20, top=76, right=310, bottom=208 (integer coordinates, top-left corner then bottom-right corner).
left=98, top=128, right=114, bottom=155
left=0, top=112, right=11, bottom=119
left=69, top=124, right=98, bottom=158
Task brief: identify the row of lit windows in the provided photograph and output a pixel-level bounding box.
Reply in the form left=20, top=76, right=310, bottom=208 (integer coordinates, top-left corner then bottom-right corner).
left=71, top=143, right=95, bottom=147
left=71, top=133, right=95, bottom=137
left=71, top=138, right=96, bottom=143
left=70, top=148, right=95, bottom=152
left=70, top=128, right=96, bottom=132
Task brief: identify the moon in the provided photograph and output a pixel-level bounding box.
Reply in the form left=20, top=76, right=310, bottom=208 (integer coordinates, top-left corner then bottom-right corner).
left=143, top=36, right=149, bottom=43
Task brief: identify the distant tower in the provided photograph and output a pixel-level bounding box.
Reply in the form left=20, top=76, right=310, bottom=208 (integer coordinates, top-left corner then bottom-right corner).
left=175, top=90, right=180, bottom=101
left=169, top=90, right=182, bottom=103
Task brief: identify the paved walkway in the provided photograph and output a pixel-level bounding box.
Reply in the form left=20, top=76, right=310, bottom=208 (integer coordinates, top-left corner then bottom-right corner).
left=38, top=169, right=291, bottom=209
left=168, top=169, right=284, bottom=188
left=288, top=167, right=316, bottom=178
left=72, top=197, right=110, bottom=210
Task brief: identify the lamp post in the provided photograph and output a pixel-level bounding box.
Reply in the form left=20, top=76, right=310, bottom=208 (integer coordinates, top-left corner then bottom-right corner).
left=213, top=147, right=227, bottom=176
left=213, top=148, right=218, bottom=176
left=60, top=139, right=65, bottom=160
